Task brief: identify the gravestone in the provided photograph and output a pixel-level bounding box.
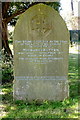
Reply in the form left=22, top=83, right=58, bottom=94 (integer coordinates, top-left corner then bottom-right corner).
left=13, top=4, right=70, bottom=101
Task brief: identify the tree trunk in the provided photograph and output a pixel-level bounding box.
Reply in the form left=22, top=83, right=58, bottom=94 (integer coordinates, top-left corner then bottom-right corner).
left=2, top=20, right=13, bottom=57
left=2, top=2, right=13, bottom=57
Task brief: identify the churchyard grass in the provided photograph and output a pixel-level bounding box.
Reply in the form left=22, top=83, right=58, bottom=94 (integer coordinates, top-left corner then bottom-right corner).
left=1, top=52, right=79, bottom=119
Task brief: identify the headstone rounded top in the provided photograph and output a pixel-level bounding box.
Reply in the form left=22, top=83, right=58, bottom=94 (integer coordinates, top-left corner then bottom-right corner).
left=14, top=3, right=69, bottom=41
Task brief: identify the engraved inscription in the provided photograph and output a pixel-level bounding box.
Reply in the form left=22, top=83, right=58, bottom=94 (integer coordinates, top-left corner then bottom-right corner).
left=14, top=40, right=68, bottom=64
left=15, top=76, right=68, bottom=81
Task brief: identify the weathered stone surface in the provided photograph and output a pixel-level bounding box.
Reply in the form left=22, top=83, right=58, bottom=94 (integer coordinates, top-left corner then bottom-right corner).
left=13, top=3, right=70, bottom=101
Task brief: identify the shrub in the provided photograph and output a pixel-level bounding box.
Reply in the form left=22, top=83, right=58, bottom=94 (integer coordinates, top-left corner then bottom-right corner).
left=2, top=50, right=14, bottom=84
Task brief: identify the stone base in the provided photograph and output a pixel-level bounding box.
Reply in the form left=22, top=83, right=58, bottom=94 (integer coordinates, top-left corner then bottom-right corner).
left=13, top=79, right=69, bottom=101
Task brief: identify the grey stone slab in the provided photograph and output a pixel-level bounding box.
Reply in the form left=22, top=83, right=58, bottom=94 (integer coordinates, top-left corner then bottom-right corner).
left=13, top=3, right=70, bottom=101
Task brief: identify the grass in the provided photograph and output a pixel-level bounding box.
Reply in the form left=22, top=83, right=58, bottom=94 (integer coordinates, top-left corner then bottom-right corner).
left=1, top=52, right=79, bottom=119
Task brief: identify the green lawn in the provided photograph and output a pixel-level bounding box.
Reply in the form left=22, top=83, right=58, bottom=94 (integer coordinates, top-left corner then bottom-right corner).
left=1, top=53, right=79, bottom=119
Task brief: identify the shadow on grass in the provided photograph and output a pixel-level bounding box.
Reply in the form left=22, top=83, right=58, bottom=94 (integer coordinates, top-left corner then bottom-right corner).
left=1, top=53, right=79, bottom=119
